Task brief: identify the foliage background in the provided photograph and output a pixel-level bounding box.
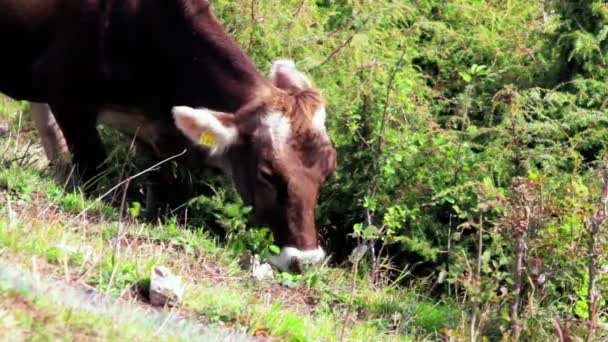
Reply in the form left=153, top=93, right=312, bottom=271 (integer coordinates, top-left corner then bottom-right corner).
left=208, top=0, right=608, bottom=339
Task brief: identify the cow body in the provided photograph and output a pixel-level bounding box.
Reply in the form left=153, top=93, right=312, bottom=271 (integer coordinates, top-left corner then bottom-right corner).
left=0, top=0, right=336, bottom=272
left=1, top=0, right=260, bottom=167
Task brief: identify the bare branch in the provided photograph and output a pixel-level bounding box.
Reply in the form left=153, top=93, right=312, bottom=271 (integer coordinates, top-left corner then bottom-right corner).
left=586, top=163, right=608, bottom=341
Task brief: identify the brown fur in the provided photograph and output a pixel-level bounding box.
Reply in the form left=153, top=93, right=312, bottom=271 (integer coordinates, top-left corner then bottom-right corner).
left=268, top=89, right=324, bottom=134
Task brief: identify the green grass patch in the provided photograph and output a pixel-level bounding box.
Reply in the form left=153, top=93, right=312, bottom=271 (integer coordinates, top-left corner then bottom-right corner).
left=0, top=289, right=159, bottom=341
left=0, top=197, right=449, bottom=341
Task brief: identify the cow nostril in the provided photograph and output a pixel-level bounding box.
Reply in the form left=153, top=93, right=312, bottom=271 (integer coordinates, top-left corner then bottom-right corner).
left=289, top=258, right=304, bottom=274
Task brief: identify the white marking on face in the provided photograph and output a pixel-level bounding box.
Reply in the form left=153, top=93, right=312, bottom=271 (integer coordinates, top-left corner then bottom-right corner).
left=312, top=107, right=327, bottom=132
left=268, top=247, right=326, bottom=272
left=262, top=111, right=292, bottom=147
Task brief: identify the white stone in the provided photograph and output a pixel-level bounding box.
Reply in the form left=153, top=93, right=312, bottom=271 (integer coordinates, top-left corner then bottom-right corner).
left=0, top=121, right=8, bottom=135
left=252, top=254, right=274, bottom=281
left=149, top=266, right=184, bottom=307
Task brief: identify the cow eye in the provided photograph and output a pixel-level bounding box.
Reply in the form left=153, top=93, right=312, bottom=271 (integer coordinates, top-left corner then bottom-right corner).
left=259, top=167, right=275, bottom=184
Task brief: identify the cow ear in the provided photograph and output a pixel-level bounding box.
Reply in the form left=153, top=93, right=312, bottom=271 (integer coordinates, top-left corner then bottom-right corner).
left=270, top=59, right=312, bottom=92
left=172, top=106, right=239, bottom=154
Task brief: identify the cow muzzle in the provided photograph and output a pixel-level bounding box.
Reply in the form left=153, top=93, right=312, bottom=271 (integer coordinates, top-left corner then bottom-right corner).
left=268, top=247, right=325, bottom=272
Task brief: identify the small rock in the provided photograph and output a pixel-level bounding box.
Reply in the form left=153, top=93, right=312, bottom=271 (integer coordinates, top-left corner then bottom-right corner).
left=8, top=209, right=18, bottom=228
left=0, top=121, right=8, bottom=136
left=240, top=251, right=274, bottom=280
left=252, top=254, right=274, bottom=281
left=149, top=266, right=184, bottom=307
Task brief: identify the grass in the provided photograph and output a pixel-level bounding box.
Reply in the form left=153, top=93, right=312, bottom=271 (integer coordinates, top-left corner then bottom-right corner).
left=0, top=263, right=249, bottom=341
left=0, top=96, right=458, bottom=341
left=0, top=289, right=157, bottom=341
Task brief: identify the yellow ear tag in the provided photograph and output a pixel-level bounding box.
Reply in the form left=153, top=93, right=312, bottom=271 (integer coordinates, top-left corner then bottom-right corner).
left=199, top=130, right=218, bottom=148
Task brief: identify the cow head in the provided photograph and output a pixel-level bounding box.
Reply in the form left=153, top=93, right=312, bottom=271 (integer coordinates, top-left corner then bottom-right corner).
left=172, top=60, right=337, bottom=272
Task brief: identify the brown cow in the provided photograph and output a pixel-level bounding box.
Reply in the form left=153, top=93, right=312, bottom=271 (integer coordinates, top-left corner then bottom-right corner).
left=0, top=0, right=336, bottom=271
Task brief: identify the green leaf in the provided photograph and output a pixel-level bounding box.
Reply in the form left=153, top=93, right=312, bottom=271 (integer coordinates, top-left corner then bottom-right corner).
left=129, top=202, right=141, bottom=218
left=224, top=204, right=242, bottom=218
left=598, top=25, right=608, bottom=42
left=483, top=176, right=493, bottom=187
left=362, top=225, right=381, bottom=239
left=459, top=71, right=472, bottom=83
left=269, top=245, right=281, bottom=255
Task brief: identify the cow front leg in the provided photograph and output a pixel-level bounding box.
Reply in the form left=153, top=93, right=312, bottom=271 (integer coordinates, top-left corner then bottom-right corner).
left=48, top=104, right=106, bottom=183
left=30, top=103, right=69, bottom=165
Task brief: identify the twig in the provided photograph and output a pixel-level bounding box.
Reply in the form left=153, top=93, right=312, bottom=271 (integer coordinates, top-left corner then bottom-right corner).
left=363, top=49, right=408, bottom=285
left=312, top=9, right=391, bottom=70
left=248, top=0, right=257, bottom=49
left=107, top=178, right=131, bottom=295
left=471, top=213, right=485, bottom=342
left=12, top=110, right=22, bottom=155
left=111, top=130, right=139, bottom=205
left=0, top=131, right=11, bottom=158
left=377, top=49, right=407, bottom=152
left=447, top=214, right=453, bottom=297
left=317, top=35, right=355, bottom=68
left=339, top=253, right=361, bottom=341
left=510, top=178, right=533, bottom=341
left=552, top=319, right=565, bottom=342
left=365, top=210, right=378, bottom=285
left=63, top=248, right=71, bottom=284
left=585, top=164, right=608, bottom=342
left=68, top=150, right=187, bottom=224
left=293, top=0, right=306, bottom=18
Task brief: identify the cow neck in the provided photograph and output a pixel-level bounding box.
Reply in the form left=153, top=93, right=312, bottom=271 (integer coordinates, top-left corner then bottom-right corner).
left=180, top=5, right=271, bottom=113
